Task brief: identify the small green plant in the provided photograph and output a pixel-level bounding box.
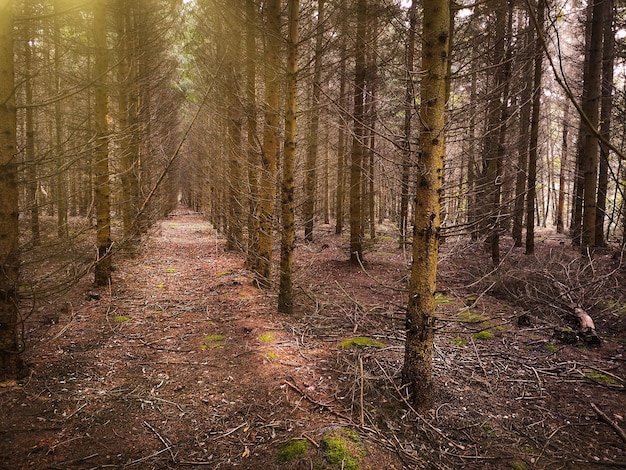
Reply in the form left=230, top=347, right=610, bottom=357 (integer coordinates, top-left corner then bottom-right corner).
left=276, top=439, right=309, bottom=463
left=510, top=461, right=527, bottom=470
left=156, top=283, right=166, bottom=289
left=266, top=352, right=278, bottom=360
left=451, top=337, right=467, bottom=347
left=458, top=311, right=487, bottom=323
left=481, top=423, right=494, bottom=436
left=435, top=293, right=451, bottom=305
left=545, top=343, right=559, bottom=353
left=321, top=428, right=365, bottom=470
left=606, top=300, right=626, bottom=315
left=217, top=270, right=233, bottom=277
left=585, top=371, right=619, bottom=385
left=201, top=334, right=225, bottom=349
left=163, top=268, right=176, bottom=273
left=340, top=337, right=385, bottom=349
left=258, top=332, right=274, bottom=342
left=473, top=331, right=494, bottom=340
left=114, top=315, right=131, bottom=322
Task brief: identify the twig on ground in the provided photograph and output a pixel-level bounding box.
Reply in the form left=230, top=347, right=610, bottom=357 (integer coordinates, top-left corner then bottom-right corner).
left=143, top=421, right=175, bottom=462
left=284, top=380, right=353, bottom=422
left=590, top=403, right=626, bottom=444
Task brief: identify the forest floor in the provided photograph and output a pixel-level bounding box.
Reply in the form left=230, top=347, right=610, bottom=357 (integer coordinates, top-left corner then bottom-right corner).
left=1, top=208, right=625, bottom=469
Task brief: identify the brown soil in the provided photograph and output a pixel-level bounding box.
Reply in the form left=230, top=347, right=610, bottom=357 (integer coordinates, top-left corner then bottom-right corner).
left=1, top=210, right=625, bottom=469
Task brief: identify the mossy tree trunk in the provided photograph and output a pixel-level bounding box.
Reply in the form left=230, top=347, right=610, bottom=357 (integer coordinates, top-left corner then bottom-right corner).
left=402, top=0, right=450, bottom=410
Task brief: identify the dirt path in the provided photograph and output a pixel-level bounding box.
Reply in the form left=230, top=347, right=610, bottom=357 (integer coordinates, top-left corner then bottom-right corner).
left=1, top=210, right=625, bottom=469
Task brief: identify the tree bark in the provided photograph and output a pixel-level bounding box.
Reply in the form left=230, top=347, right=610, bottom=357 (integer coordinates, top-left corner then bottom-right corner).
left=334, top=0, right=347, bottom=236
left=525, top=0, right=545, bottom=255
left=255, top=0, right=281, bottom=287
left=349, top=0, right=367, bottom=265
left=303, top=0, right=324, bottom=242
left=402, top=0, right=450, bottom=409
left=93, top=0, right=113, bottom=286
left=400, top=0, right=417, bottom=247
left=0, top=0, right=25, bottom=379
left=245, top=0, right=260, bottom=269
left=579, top=0, right=604, bottom=251
left=595, top=0, right=614, bottom=247
left=279, top=0, right=299, bottom=314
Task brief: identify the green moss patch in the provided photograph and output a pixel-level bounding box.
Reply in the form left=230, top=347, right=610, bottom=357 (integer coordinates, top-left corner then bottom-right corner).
left=472, top=331, right=494, bottom=341
left=340, top=337, right=385, bottom=349
left=458, top=311, right=487, bottom=323
left=258, top=332, right=274, bottom=342
left=201, top=334, right=225, bottom=349
left=585, top=371, right=619, bottom=385
left=451, top=337, right=467, bottom=347
left=113, top=315, right=131, bottom=322
left=276, top=439, right=309, bottom=463
left=321, top=428, right=365, bottom=470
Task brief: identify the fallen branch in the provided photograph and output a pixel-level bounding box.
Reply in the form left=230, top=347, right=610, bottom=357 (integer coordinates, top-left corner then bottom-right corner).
left=283, top=380, right=353, bottom=422
left=590, top=403, right=626, bottom=444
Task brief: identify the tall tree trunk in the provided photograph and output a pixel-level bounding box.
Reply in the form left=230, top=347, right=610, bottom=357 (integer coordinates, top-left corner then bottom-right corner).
left=349, top=0, right=367, bottom=264
left=556, top=102, right=569, bottom=233
left=255, top=0, right=280, bottom=287
left=245, top=0, right=260, bottom=269
left=512, top=24, right=534, bottom=246
left=402, top=0, right=450, bottom=409
left=400, top=0, right=417, bottom=247
left=94, top=0, right=113, bottom=286
left=226, top=3, right=243, bottom=252
left=24, top=2, right=40, bottom=246
left=117, top=0, right=140, bottom=249
left=303, top=0, right=325, bottom=242
left=367, top=12, right=378, bottom=241
left=0, top=0, right=25, bottom=379
left=54, top=0, right=68, bottom=239
left=595, top=0, right=614, bottom=247
left=334, top=0, right=347, bottom=236
left=580, top=0, right=605, bottom=252
left=279, top=0, right=299, bottom=314
left=525, top=0, right=545, bottom=255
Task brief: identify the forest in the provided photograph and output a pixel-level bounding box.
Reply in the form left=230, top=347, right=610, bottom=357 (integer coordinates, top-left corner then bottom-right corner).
left=0, top=0, right=625, bottom=468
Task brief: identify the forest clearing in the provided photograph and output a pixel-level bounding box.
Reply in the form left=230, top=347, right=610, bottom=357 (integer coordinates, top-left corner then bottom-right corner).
left=1, top=208, right=624, bottom=469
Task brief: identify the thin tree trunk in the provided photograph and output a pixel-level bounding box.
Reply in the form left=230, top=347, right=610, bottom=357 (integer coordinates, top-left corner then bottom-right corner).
left=556, top=103, right=569, bottom=233
left=279, top=0, right=299, bottom=314
left=595, top=0, right=614, bottom=247
left=350, top=0, right=367, bottom=264
left=94, top=0, right=113, bottom=286
left=402, top=0, right=450, bottom=410
left=581, top=0, right=605, bottom=252
left=303, top=0, right=325, bottom=242
left=255, top=0, right=280, bottom=286
left=226, top=3, right=243, bottom=252
left=24, top=3, right=40, bottom=245
left=0, top=0, right=24, bottom=379
left=525, top=0, right=545, bottom=255
left=334, top=0, right=347, bottom=235
left=400, top=1, right=417, bottom=246
left=54, top=0, right=68, bottom=239
left=245, top=0, right=259, bottom=269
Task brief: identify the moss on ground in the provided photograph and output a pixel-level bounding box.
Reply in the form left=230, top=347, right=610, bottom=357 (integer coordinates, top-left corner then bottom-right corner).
left=340, top=337, right=385, bottom=349
left=276, top=439, right=309, bottom=463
